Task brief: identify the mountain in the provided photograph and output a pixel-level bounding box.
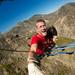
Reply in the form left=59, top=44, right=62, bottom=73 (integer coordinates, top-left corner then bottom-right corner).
left=0, top=2, right=75, bottom=75
left=54, top=3, right=75, bottom=39
left=7, top=2, right=75, bottom=39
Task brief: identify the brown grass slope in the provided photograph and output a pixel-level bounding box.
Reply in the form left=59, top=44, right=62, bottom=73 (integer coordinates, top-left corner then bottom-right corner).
left=0, top=2, right=75, bottom=75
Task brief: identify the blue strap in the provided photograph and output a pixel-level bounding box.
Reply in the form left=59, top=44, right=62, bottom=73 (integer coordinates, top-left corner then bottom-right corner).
left=52, top=42, right=75, bottom=51
left=48, top=51, right=75, bottom=56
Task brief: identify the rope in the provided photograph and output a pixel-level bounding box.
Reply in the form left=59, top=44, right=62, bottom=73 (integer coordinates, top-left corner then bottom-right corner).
left=0, top=48, right=29, bottom=52
left=0, top=42, right=75, bottom=54
left=48, top=51, right=75, bottom=56
left=52, top=43, right=75, bottom=51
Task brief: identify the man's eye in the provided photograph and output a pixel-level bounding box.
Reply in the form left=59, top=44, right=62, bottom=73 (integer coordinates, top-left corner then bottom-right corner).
left=40, top=26, right=42, bottom=28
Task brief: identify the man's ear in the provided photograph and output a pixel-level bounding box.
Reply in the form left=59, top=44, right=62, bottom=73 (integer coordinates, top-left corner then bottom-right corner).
left=35, top=27, right=38, bottom=32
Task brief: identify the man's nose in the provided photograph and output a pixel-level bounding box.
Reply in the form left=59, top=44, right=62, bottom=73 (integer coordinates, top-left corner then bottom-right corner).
left=43, top=26, right=46, bottom=29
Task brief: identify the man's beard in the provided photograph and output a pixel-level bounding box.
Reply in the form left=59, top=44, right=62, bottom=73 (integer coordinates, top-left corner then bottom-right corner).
left=42, top=31, right=47, bottom=36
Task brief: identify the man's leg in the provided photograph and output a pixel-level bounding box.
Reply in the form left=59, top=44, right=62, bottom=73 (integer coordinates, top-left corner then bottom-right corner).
left=28, top=63, right=44, bottom=75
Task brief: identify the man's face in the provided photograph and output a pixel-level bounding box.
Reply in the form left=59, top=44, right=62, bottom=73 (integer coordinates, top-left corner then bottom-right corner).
left=36, top=21, right=47, bottom=36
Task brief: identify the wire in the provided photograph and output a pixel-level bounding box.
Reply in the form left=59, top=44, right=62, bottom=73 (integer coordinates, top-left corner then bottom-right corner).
left=0, top=48, right=29, bottom=52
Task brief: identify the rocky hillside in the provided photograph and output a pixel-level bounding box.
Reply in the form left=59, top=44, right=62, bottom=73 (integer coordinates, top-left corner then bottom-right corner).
left=0, top=2, right=75, bottom=75
left=7, top=2, right=75, bottom=39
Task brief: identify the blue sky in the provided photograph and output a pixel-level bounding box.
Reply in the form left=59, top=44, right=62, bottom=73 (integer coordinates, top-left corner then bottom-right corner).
left=0, top=0, right=75, bottom=33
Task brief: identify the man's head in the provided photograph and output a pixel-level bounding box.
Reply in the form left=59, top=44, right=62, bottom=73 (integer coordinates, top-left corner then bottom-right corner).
left=35, top=19, right=47, bottom=36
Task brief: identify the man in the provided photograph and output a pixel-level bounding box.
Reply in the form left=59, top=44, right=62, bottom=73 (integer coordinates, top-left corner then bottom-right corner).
left=27, top=19, right=57, bottom=75
left=28, top=19, right=48, bottom=75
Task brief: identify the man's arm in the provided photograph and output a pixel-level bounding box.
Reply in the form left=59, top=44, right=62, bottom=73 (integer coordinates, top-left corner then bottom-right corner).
left=28, top=44, right=37, bottom=63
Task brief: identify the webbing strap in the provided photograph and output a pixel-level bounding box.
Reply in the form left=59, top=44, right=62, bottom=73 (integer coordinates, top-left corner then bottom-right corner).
left=48, top=51, right=75, bottom=56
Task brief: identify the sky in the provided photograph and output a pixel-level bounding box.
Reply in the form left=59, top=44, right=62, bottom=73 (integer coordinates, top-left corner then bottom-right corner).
left=0, top=0, right=75, bottom=33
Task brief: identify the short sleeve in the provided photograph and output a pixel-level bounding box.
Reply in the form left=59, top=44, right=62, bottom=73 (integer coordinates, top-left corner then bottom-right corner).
left=31, top=35, right=38, bottom=45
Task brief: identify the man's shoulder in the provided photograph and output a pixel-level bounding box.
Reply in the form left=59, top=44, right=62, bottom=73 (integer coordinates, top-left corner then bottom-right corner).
left=32, top=34, right=37, bottom=38
left=32, top=33, right=41, bottom=38
left=32, top=34, right=41, bottom=41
